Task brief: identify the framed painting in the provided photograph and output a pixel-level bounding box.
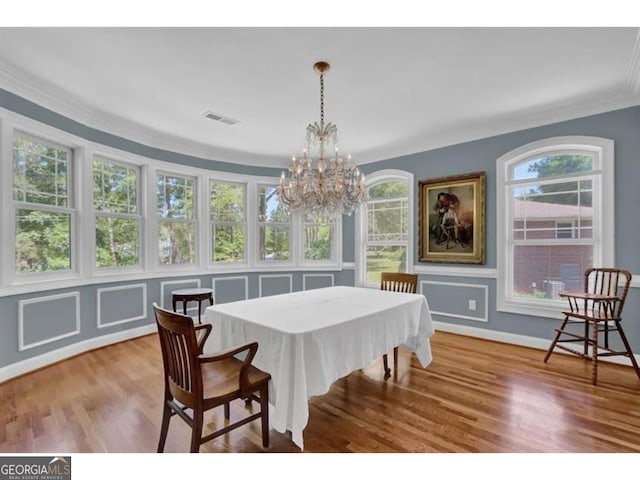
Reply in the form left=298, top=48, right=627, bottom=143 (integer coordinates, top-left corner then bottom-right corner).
left=418, top=171, right=486, bottom=264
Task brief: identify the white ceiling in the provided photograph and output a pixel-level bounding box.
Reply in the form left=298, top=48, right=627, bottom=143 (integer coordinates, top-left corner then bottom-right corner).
left=1, top=27, right=639, bottom=168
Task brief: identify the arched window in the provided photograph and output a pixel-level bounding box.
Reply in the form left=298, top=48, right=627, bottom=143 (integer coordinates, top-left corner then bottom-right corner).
left=357, top=170, right=414, bottom=287
left=496, top=136, right=614, bottom=318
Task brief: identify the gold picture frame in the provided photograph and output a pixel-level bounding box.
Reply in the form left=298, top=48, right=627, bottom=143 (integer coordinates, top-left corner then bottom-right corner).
left=418, top=171, right=486, bottom=264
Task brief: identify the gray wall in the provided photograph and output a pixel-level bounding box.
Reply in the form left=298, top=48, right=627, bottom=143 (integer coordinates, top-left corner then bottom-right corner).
left=1, top=87, right=638, bottom=373
left=0, top=271, right=356, bottom=368
left=359, top=105, right=640, bottom=351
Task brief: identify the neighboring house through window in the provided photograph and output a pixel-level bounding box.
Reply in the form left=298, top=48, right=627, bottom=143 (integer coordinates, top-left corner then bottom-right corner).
left=496, top=136, right=614, bottom=317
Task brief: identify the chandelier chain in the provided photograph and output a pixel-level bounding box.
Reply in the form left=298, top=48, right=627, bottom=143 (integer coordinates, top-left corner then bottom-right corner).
left=320, top=72, right=324, bottom=131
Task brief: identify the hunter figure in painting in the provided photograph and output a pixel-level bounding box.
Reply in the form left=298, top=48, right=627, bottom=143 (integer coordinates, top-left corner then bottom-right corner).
left=419, top=172, right=485, bottom=264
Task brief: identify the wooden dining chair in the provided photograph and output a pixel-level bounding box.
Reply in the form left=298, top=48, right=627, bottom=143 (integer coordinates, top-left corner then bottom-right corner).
left=153, top=303, right=271, bottom=452
left=543, top=268, right=640, bottom=385
left=380, top=272, right=419, bottom=378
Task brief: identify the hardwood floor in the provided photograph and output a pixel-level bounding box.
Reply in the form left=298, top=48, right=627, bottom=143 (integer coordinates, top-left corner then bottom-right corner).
left=1, top=330, right=639, bottom=453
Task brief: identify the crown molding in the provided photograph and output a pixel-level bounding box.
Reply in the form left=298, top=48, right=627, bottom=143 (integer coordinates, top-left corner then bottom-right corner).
left=0, top=62, right=283, bottom=168
left=358, top=86, right=640, bottom=166
left=2, top=57, right=640, bottom=170
left=625, top=28, right=640, bottom=94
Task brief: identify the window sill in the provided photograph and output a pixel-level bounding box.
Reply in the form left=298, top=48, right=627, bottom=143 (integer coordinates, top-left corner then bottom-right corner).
left=497, top=298, right=566, bottom=320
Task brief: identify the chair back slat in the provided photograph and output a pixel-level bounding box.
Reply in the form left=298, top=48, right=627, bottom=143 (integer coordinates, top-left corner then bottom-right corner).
left=380, top=272, right=418, bottom=294
left=584, top=268, right=632, bottom=318
left=153, top=305, right=202, bottom=402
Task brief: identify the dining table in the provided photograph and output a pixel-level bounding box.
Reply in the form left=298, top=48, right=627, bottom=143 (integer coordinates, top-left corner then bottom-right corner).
left=203, top=285, right=435, bottom=449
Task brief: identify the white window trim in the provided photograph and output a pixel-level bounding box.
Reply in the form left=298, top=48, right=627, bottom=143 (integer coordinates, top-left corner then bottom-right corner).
left=0, top=109, right=345, bottom=297
left=208, top=179, right=248, bottom=267
left=155, top=170, right=199, bottom=268
left=10, top=129, right=80, bottom=282
left=299, top=215, right=342, bottom=268
left=91, top=154, right=144, bottom=274
left=255, top=182, right=294, bottom=267
left=355, top=169, right=414, bottom=288
left=496, top=136, right=614, bottom=319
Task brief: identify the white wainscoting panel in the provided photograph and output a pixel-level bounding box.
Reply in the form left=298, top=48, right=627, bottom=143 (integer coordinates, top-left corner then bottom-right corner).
left=421, top=280, right=489, bottom=322
left=18, top=291, right=81, bottom=351
left=212, top=275, right=249, bottom=303
left=258, top=274, right=293, bottom=297
left=160, top=278, right=201, bottom=312
left=96, top=283, right=147, bottom=329
left=303, top=273, right=335, bottom=290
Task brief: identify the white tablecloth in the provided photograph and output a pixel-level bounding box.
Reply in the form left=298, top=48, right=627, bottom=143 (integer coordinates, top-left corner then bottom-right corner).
left=203, top=286, right=434, bottom=449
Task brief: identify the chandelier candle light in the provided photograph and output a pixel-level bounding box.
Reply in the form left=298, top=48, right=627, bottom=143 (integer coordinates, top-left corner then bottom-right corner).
left=277, top=61, right=367, bottom=218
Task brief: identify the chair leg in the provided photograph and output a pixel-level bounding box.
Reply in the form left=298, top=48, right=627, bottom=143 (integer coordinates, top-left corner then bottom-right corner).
left=583, top=319, right=589, bottom=356
left=615, top=320, right=640, bottom=381
left=224, top=402, right=230, bottom=420
left=190, top=409, right=203, bottom=453
left=382, top=353, right=391, bottom=378
left=393, top=347, right=399, bottom=373
left=260, top=383, right=270, bottom=448
left=591, top=320, right=598, bottom=385
left=544, top=316, right=570, bottom=362
left=157, top=400, right=172, bottom=453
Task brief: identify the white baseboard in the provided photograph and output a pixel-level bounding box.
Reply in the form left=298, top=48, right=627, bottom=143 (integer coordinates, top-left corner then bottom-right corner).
left=433, top=320, right=640, bottom=367
left=0, top=323, right=157, bottom=383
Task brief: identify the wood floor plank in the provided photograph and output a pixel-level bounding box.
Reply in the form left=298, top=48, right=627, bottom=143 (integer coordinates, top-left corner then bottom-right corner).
left=1, top=330, right=639, bottom=453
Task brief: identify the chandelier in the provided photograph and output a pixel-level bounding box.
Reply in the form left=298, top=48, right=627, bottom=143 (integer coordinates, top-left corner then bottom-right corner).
left=277, top=61, right=367, bottom=218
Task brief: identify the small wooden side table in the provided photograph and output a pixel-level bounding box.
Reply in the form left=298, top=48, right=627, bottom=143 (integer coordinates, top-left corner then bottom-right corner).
left=171, top=288, right=214, bottom=324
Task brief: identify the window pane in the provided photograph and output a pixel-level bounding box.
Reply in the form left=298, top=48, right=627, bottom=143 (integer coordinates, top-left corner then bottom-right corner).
left=158, top=221, right=196, bottom=265
left=93, top=159, right=138, bottom=214
left=259, top=226, right=290, bottom=261
left=13, top=136, right=69, bottom=207
left=157, top=174, right=195, bottom=219
left=96, top=216, right=139, bottom=268
left=258, top=185, right=290, bottom=222
left=365, top=246, right=407, bottom=284
left=368, top=181, right=408, bottom=199
left=304, top=224, right=334, bottom=261
left=513, top=245, right=593, bottom=299
left=210, top=182, right=244, bottom=222
left=512, top=183, right=593, bottom=240
left=15, top=209, right=71, bottom=272
left=367, top=199, right=408, bottom=241
left=212, top=225, right=245, bottom=263
left=511, top=154, right=593, bottom=181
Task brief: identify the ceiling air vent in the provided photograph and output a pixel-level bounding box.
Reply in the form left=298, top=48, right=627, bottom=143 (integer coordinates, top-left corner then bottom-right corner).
left=203, top=111, right=239, bottom=126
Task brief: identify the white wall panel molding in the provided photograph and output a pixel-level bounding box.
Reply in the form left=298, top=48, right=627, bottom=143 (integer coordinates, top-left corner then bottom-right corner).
left=302, top=273, right=335, bottom=290
left=414, top=264, right=497, bottom=279
left=421, top=281, right=489, bottom=322
left=160, top=278, right=201, bottom=313
left=1, top=323, right=156, bottom=383
left=258, top=274, right=293, bottom=297
left=0, top=266, right=347, bottom=298
left=96, top=283, right=147, bottom=329
left=212, top=275, right=249, bottom=301
left=18, top=291, right=81, bottom=351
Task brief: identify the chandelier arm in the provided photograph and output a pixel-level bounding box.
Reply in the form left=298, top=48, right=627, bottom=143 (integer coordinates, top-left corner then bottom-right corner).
left=277, top=61, right=368, bottom=218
